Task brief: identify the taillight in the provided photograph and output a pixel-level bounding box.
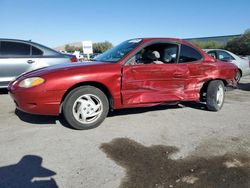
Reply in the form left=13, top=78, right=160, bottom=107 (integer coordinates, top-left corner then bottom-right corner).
left=70, top=57, right=78, bottom=63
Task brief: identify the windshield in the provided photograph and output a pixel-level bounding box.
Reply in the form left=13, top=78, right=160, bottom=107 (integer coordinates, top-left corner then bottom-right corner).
left=94, top=39, right=142, bottom=62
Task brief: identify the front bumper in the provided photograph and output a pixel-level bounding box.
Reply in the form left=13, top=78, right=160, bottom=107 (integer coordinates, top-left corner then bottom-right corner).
left=8, top=83, right=65, bottom=116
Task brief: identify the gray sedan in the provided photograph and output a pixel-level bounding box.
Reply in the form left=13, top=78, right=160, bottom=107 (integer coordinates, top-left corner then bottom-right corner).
left=204, top=49, right=250, bottom=82
left=0, top=39, right=78, bottom=88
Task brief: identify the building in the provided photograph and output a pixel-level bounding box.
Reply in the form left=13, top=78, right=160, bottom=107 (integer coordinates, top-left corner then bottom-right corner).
left=185, top=34, right=241, bottom=45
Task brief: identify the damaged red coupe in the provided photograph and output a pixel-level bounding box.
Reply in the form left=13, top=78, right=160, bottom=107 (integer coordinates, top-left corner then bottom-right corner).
left=8, top=38, right=238, bottom=129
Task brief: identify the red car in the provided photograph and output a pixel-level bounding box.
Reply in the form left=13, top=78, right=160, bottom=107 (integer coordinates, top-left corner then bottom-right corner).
left=8, top=38, right=238, bottom=130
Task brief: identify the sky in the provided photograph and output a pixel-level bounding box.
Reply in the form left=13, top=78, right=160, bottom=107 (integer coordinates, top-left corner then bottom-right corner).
left=0, top=0, right=249, bottom=48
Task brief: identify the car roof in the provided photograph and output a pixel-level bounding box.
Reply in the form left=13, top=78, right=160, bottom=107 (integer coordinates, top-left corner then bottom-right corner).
left=203, top=49, right=229, bottom=52
left=141, top=37, right=201, bottom=49
left=0, top=38, right=44, bottom=46
left=141, top=37, right=185, bottom=43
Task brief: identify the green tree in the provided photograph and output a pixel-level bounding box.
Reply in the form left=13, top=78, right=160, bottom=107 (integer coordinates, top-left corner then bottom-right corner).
left=191, top=40, right=224, bottom=49
left=93, top=41, right=113, bottom=53
left=225, top=29, right=250, bottom=55
left=65, top=45, right=75, bottom=53
left=65, top=45, right=82, bottom=53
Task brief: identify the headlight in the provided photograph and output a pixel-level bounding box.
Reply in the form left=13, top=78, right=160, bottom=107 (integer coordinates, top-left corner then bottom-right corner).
left=19, top=77, right=45, bottom=88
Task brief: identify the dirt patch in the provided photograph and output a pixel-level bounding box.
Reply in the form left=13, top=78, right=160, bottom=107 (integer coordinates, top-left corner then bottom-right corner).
left=100, top=138, right=250, bottom=188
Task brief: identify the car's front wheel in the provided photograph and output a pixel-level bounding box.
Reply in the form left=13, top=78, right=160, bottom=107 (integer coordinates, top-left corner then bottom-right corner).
left=63, top=86, right=109, bottom=130
left=206, top=80, right=225, bottom=111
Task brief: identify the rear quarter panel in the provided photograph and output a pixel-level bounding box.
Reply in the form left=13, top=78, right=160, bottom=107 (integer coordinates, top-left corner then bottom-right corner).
left=202, top=60, right=237, bottom=87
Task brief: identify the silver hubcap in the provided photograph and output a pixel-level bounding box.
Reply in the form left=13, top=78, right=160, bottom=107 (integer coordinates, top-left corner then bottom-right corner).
left=216, top=85, right=224, bottom=107
left=236, top=71, right=241, bottom=82
left=72, top=94, right=103, bottom=124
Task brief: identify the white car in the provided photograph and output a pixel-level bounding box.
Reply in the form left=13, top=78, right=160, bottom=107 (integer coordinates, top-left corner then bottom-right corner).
left=204, top=49, right=250, bottom=82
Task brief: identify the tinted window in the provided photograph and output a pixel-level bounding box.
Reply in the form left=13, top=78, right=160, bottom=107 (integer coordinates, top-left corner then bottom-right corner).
left=179, top=44, right=202, bottom=63
left=1, top=41, right=31, bottom=56
left=217, top=51, right=235, bottom=61
left=32, top=46, right=43, bottom=56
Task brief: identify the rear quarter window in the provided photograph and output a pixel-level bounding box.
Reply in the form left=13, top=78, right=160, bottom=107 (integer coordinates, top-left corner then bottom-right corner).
left=32, top=46, right=43, bottom=56
left=179, top=44, right=202, bottom=63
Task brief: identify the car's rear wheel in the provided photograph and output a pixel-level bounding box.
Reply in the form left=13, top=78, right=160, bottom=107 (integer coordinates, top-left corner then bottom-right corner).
left=63, top=86, right=109, bottom=130
left=236, top=69, right=242, bottom=83
left=206, top=80, right=225, bottom=111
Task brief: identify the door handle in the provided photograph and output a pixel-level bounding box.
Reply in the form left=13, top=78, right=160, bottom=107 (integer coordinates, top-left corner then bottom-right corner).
left=27, top=60, right=35, bottom=64
left=131, top=69, right=137, bottom=73
left=173, top=73, right=183, bottom=78
left=131, top=69, right=150, bottom=73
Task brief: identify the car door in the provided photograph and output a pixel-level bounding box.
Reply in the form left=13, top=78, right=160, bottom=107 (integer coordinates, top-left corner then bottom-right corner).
left=0, top=41, right=39, bottom=85
left=121, top=64, right=189, bottom=105
left=121, top=42, right=189, bottom=105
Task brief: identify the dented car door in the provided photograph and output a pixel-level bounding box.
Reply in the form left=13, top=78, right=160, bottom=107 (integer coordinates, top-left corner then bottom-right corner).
left=121, top=63, right=189, bottom=105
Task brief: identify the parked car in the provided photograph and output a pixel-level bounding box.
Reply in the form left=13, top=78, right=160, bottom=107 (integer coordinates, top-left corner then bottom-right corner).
left=90, top=53, right=100, bottom=60
left=203, top=49, right=250, bottom=82
left=0, top=39, right=78, bottom=88
left=8, top=38, right=238, bottom=130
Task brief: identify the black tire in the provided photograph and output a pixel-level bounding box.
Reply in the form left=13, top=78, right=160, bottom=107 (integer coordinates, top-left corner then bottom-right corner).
left=236, top=69, right=242, bottom=83
left=63, top=86, right=109, bottom=130
left=206, top=80, right=225, bottom=111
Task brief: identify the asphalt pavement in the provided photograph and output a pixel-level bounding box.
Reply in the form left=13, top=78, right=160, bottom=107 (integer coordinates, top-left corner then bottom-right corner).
left=0, top=76, right=250, bottom=188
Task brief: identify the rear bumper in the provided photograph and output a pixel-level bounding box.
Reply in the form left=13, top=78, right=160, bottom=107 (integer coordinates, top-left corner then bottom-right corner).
left=8, top=87, right=65, bottom=116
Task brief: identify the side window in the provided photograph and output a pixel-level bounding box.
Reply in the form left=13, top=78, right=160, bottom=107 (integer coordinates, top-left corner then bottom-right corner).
left=217, top=51, right=235, bottom=61
left=32, top=46, right=43, bottom=56
left=179, top=44, right=202, bottom=63
left=126, top=43, right=179, bottom=65
left=1, top=41, right=31, bottom=56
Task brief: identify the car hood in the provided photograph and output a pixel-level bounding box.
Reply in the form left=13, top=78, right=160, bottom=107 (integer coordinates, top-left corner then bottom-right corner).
left=22, top=61, right=112, bottom=78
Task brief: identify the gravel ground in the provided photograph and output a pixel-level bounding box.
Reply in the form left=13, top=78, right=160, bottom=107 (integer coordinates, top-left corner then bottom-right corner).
left=0, top=76, right=249, bottom=188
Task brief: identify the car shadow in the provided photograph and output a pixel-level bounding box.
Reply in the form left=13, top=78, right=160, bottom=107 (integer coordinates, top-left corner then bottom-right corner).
left=108, top=102, right=207, bottom=117
left=0, top=155, right=58, bottom=187
left=15, top=102, right=207, bottom=129
left=0, top=88, right=8, bottom=95
left=15, top=109, right=73, bottom=129
left=238, top=83, right=250, bottom=91
left=108, top=104, right=180, bottom=117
